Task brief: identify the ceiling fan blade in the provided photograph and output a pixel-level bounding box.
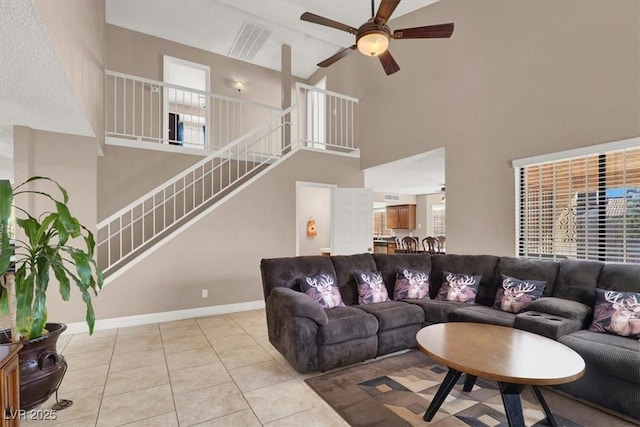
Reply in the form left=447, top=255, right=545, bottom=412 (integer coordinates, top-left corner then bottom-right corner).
left=393, top=23, right=454, bottom=39
left=318, top=45, right=357, bottom=68
left=374, top=0, right=401, bottom=25
left=300, top=12, right=357, bottom=35
left=378, top=50, right=400, bottom=75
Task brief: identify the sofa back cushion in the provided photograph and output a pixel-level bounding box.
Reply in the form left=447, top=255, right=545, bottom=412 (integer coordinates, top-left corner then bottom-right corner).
left=497, top=257, right=559, bottom=297
left=554, top=259, right=604, bottom=306
left=330, top=254, right=377, bottom=305
left=260, top=256, right=337, bottom=299
left=597, top=262, right=640, bottom=293
left=431, top=255, right=499, bottom=306
left=372, top=253, right=431, bottom=298
left=589, top=288, right=640, bottom=339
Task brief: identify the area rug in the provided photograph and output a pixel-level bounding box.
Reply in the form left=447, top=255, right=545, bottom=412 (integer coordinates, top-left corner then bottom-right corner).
left=305, top=350, right=584, bottom=427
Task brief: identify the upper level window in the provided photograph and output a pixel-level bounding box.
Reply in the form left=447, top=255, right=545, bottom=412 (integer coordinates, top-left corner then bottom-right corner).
left=514, top=140, right=640, bottom=263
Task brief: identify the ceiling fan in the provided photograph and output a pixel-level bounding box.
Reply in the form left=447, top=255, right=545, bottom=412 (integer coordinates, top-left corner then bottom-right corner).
left=300, top=0, right=454, bottom=76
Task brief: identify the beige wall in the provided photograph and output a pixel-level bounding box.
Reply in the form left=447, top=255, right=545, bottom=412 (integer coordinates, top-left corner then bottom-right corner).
left=35, top=0, right=105, bottom=145
left=319, top=0, right=640, bottom=256
left=13, top=126, right=98, bottom=326
left=106, top=25, right=282, bottom=107
left=89, top=150, right=362, bottom=321
left=97, top=145, right=202, bottom=221
left=297, top=185, right=332, bottom=256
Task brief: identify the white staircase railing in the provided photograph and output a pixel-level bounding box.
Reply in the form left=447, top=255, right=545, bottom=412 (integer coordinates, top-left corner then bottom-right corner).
left=97, top=107, right=291, bottom=275
left=99, top=74, right=360, bottom=277
left=105, top=70, right=281, bottom=150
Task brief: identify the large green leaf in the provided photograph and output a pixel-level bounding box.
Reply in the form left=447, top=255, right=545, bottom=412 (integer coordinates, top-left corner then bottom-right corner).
left=55, top=202, right=80, bottom=237
left=35, top=213, right=58, bottom=247
left=82, top=289, right=95, bottom=335
left=14, top=176, right=69, bottom=204
left=16, top=217, right=39, bottom=247
left=50, top=253, right=70, bottom=301
left=80, top=225, right=96, bottom=258
left=0, top=180, right=11, bottom=220
left=29, top=273, right=48, bottom=339
left=69, top=250, right=92, bottom=286
left=0, top=180, right=12, bottom=275
left=15, top=265, right=34, bottom=338
left=0, top=285, right=8, bottom=314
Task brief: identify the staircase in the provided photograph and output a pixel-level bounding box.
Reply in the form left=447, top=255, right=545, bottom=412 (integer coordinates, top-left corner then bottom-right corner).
left=98, top=72, right=359, bottom=281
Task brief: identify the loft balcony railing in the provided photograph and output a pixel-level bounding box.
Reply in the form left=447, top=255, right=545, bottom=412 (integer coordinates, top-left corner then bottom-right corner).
left=105, top=70, right=281, bottom=151
left=295, top=82, right=358, bottom=153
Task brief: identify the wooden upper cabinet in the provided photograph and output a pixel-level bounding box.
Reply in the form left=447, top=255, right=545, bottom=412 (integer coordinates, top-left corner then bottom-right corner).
left=386, top=204, right=416, bottom=229
left=386, top=206, right=399, bottom=229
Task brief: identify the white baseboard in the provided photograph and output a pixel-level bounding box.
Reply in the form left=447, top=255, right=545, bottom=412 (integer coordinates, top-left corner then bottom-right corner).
left=64, top=300, right=266, bottom=335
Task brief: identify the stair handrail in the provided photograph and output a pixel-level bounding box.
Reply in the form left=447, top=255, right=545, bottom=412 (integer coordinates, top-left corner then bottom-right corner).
left=97, top=105, right=294, bottom=230
left=105, top=70, right=281, bottom=112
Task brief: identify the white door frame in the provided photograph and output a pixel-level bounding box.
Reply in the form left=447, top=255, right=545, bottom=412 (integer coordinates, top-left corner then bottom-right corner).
left=306, top=77, right=326, bottom=149
left=295, top=181, right=337, bottom=256
left=162, top=55, right=210, bottom=147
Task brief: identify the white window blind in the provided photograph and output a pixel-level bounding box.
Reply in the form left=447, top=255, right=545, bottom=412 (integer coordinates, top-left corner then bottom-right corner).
left=516, top=147, right=640, bottom=262
left=432, top=204, right=446, bottom=237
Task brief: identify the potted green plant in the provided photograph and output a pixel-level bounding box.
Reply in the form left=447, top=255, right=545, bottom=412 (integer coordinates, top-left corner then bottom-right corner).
left=0, top=177, right=102, bottom=410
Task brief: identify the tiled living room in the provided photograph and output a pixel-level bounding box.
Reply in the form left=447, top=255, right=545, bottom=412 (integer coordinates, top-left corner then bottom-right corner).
left=3, top=307, right=637, bottom=427
left=16, top=310, right=348, bottom=427
left=1, top=0, right=639, bottom=426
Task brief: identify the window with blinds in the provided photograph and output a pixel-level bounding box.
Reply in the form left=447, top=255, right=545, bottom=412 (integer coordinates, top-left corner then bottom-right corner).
left=373, top=209, right=392, bottom=237
left=432, top=204, right=446, bottom=236
left=517, top=147, right=640, bottom=262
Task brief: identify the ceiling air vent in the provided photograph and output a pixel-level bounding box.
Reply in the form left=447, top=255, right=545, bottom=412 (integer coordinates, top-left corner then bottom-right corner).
left=384, top=193, right=401, bottom=202
left=229, top=20, right=272, bottom=61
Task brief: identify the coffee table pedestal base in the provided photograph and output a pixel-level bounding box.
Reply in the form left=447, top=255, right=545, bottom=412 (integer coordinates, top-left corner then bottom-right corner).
left=423, top=369, right=559, bottom=427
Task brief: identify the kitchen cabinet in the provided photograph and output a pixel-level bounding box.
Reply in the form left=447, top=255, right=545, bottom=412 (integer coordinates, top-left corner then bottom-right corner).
left=386, top=204, right=416, bottom=229
left=0, top=344, right=21, bottom=427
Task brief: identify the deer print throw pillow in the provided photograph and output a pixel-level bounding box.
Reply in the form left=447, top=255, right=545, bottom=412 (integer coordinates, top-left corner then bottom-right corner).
left=436, top=272, right=481, bottom=303
left=589, top=289, right=640, bottom=339
left=493, top=275, right=546, bottom=313
left=394, top=267, right=430, bottom=300
left=354, top=271, right=390, bottom=305
left=297, top=273, right=345, bottom=309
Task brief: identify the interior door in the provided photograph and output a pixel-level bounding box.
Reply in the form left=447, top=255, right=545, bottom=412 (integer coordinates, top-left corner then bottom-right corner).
left=331, top=188, right=373, bottom=255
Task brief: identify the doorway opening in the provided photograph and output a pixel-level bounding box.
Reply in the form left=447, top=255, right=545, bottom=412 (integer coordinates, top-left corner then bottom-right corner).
left=296, top=182, right=335, bottom=256
left=163, top=56, right=210, bottom=148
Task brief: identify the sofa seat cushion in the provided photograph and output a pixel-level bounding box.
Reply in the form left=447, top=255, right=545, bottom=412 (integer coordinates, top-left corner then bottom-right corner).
left=523, top=297, right=592, bottom=324
left=449, top=305, right=516, bottom=327
left=356, top=301, right=425, bottom=331
left=558, top=330, right=640, bottom=384
left=403, top=299, right=468, bottom=324
left=318, top=306, right=379, bottom=345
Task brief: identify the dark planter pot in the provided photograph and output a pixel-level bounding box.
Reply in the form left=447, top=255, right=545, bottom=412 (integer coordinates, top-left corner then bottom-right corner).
left=0, top=323, right=67, bottom=410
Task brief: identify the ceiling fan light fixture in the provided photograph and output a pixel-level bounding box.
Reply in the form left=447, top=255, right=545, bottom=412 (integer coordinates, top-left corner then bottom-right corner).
left=356, top=30, right=390, bottom=57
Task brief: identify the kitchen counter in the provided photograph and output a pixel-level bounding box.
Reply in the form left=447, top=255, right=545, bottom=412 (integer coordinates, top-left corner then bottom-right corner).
left=373, top=240, right=396, bottom=254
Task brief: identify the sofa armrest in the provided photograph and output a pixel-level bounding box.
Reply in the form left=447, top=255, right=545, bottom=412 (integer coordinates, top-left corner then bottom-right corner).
left=270, top=287, right=329, bottom=326
left=523, top=297, right=592, bottom=325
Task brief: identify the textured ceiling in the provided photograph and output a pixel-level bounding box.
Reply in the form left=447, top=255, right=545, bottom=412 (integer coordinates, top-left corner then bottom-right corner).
left=0, top=0, right=94, bottom=141
left=364, top=148, right=445, bottom=195
left=106, top=0, right=438, bottom=78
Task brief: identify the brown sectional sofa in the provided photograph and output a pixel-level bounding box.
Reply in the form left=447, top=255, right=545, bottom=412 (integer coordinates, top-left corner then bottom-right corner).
left=260, top=253, right=640, bottom=421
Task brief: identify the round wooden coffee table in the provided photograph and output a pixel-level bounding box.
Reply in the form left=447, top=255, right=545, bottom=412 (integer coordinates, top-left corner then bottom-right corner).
left=416, top=322, right=585, bottom=427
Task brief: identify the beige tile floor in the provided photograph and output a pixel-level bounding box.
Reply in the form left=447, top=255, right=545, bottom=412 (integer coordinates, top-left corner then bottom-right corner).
left=21, top=309, right=349, bottom=427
